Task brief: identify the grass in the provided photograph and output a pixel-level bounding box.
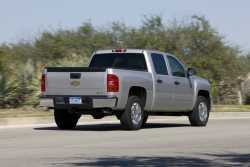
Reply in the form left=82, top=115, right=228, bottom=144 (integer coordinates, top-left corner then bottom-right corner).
left=0, top=105, right=250, bottom=118
left=213, top=105, right=250, bottom=112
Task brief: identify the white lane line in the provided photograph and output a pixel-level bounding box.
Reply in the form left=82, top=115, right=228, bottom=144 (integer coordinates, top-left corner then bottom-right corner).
left=0, top=123, right=55, bottom=129
left=0, top=116, right=250, bottom=129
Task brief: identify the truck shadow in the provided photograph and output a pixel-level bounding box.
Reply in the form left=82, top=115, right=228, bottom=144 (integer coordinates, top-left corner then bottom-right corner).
left=34, top=123, right=189, bottom=131
left=52, top=153, right=250, bottom=167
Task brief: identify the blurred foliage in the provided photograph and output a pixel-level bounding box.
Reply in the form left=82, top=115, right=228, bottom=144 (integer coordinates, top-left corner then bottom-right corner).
left=0, top=15, right=250, bottom=108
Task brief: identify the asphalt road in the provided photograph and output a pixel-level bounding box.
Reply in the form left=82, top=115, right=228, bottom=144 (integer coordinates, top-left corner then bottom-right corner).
left=0, top=117, right=250, bottom=167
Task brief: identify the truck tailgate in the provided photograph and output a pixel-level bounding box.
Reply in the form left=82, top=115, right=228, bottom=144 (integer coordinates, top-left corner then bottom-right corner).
left=45, top=67, right=107, bottom=95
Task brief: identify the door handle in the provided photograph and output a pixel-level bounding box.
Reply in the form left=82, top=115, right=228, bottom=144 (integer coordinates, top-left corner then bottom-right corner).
left=174, top=81, right=180, bottom=85
left=157, top=79, right=163, bottom=84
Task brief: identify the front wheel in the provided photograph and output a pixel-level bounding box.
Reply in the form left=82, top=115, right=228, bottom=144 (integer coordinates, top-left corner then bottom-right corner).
left=120, top=96, right=145, bottom=130
left=189, top=96, right=210, bottom=126
left=54, top=109, right=80, bottom=129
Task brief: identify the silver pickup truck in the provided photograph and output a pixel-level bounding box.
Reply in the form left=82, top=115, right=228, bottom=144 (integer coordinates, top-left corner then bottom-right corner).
left=40, top=49, right=211, bottom=130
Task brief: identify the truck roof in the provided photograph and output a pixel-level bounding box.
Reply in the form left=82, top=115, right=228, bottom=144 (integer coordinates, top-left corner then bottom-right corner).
left=94, top=49, right=168, bottom=55
left=95, top=49, right=144, bottom=54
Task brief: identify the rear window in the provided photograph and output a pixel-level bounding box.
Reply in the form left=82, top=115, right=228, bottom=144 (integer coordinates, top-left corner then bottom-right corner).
left=89, top=53, right=147, bottom=71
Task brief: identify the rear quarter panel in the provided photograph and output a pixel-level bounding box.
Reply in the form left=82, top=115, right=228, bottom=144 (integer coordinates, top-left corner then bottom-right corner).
left=107, top=69, right=153, bottom=110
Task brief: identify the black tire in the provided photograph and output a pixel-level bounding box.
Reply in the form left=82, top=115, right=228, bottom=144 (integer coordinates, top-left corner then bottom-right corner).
left=120, top=96, right=145, bottom=130
left=189, top=96, right=210, bottom=126
left=115, top=111, right=123, bottom=120
left=54, top=109, right=80, bottom=129
left=142, top=113, right=148, bottom=127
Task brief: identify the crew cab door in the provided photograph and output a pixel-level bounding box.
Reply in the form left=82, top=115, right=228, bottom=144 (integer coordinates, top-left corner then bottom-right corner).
left=166, top=55, right=194, bottom=111
left=151, top=53, right=174, bottom=111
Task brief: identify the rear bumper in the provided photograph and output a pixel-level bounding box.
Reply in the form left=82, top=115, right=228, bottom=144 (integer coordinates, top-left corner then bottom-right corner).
left=40, top=98, right=54, bottom=107
left=40, top=95, right=117, bottom=109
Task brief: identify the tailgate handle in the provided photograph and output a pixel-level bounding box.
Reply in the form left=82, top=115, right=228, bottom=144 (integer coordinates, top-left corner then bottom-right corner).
left=70, top=73, right=81, bottom=79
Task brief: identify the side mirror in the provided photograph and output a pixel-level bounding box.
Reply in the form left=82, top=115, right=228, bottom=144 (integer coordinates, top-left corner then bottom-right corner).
left=187, top=67, right=196, bottom=77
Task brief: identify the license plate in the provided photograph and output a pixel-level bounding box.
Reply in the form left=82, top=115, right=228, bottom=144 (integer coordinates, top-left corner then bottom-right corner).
left=69, top=97, right=82, bottom=104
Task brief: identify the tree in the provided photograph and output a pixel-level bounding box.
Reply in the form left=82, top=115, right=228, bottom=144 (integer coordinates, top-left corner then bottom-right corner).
left=0, top=15, right=249, bottom=107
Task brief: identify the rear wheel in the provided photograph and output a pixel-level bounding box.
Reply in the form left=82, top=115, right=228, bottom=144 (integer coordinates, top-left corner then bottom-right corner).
left=189, top=96, right=209, bottom=126
left=54, top=109, right=80, bottom=129
left=115, top=111, right=122, bottom=120
left=120, top=96, right=145, bottom=130
left=142, top=113, right=148, bottom=126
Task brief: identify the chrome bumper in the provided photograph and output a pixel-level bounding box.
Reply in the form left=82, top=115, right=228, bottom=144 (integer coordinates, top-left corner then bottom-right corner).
left=40, top=98, right=54, bottom=107
left=40, top=96, right=117, bottom=109
left=92, top=98, right=117, bottom=108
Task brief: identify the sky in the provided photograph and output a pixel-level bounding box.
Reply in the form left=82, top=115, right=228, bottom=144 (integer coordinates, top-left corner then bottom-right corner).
left=1, top=0, right=250, bottom=52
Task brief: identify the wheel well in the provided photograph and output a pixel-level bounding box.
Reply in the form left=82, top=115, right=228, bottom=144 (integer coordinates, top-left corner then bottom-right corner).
left=198, top=90, right=211, bottom=110
left=129, top=86, right=147, bottom=107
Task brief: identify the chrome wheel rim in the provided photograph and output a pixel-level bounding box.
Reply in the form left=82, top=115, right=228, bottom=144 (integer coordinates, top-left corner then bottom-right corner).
left=198, top=102, right=208, bottom=122
left=131, top=102, right=142, bottom=125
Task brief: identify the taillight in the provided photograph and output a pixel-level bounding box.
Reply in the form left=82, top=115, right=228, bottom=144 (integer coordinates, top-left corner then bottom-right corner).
left=107, top=74, right=119, bottom=92
left=41, top=73, right=46, bottom=93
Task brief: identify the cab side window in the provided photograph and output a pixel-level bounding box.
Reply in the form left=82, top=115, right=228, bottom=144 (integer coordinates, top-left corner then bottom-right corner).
left=151, top=53, right=168, bottom=75
left=167, top=56, right=186, bottom=77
